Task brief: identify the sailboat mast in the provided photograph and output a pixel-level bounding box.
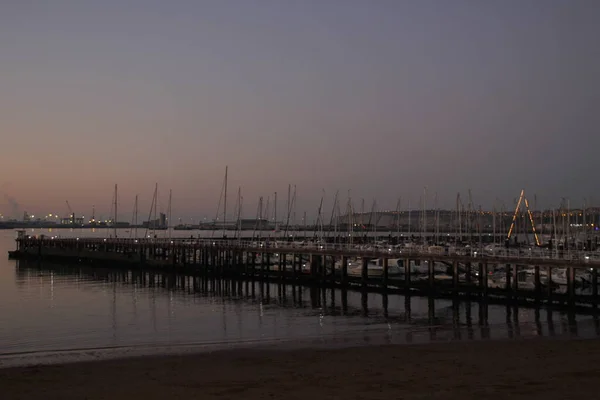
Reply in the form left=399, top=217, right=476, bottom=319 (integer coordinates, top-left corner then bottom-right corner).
left=168, top=189, right=172, bottom=239
left=144, top=186, right=154, bottom=238
left=252, top=196, right=262, bottom=240
left=315, top=192, right=324, bottom=241
left=236, top=187, right=242, bottom=240
left=292, top=185, right=297, bottom=239
left=583, top=198, right=587, bottom=242
left=395, top=197, right=401, bottom=239
left=303, top=211, right=307, bottom=239
left=238, top=192, right=243, bottom=242
left=492, top=204, right=496, bottom=246
left=274, top=191, right=278, bottom=234
left=347, top=190, right=353, bottom=246
left=260, top=196, right=265, bottom=234
left=114, top=184, right=118, bottom=238
left=434, top=192, right=438, bottom=245
left=264, top=196, right=270, bottom=235
left=456, top=193, right=461, bottom=243
left=223, top=166, right=228, bottom=237
left=134, top=194, right=138, bottom=238
left=478, top=205, right=483, bottom=252
left=567, top=198, right=571, bottom=256
left=328, top=190, right=339, bottom=238
left=535, top=194, right=541, bottom=240
left=408, top=199, right=411, bottom=238
left=371, top=199, right=377, bottom=243
left=422, top=187, right=427, bottom=244
left=153, top=183, right=158, bottom=237
left=285, top=184, right=291, bottom=236
left=360, top=199, right=365, bottom=231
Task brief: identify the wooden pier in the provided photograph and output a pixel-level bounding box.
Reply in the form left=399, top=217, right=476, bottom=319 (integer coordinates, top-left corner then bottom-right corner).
left=8, top=235, right=600, bottom=307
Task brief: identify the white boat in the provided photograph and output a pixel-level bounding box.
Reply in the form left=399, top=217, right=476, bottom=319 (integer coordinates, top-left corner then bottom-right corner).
left=347, top=258, right=402, bottom=276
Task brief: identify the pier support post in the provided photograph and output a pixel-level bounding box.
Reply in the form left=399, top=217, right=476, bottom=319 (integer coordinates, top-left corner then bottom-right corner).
left=428, top=259, right=435, bottom=292
left=309, top=254, right=322, bottom=283
left=505, top=264, right=512, bottom=294
left=593, top=268, right=598, bottom=304
left=139, top=245, right=145, bottom=266
left=265, top=252, right=270, bottom=279
left=404, top=259, right=411, bottom=290
left=330, top=255, right=336, bottom=284
left=341, top=256, right=348, bottom=287
left=513, top=264, right=519, bottom=296
left=279, top=253, right=284, bottom=281
left=534, top=266, right=541, bottom=301
left=361, top=258, right=368, bottom=289
left=478, top=262, right=484, bottom=289
left=171, top=244, right=176, bottom=267
left=382, top=258, right=388, bottom=291
left=465, top=262, right=472, bottom=285
left=567, top=266, right=575, bottom=304
left=453, top=261, right=459, bottom=291
left=482, top=262, right=488, bottom=295
left=547, top=266, right=553, bottom=302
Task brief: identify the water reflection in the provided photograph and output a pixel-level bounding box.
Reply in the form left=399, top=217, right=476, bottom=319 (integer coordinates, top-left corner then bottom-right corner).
left=3, top=258, right=598, bottom=357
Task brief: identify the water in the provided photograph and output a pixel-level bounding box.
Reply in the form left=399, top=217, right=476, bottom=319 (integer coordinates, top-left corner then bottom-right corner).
left=1, top=228, right=599, bottom=367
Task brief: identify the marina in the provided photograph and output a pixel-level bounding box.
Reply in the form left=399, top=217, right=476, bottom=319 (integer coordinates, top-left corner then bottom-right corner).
left=8, top=229, right=600, bottom=308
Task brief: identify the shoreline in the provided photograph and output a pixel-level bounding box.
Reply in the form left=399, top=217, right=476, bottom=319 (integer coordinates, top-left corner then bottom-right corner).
left=1, top=319, right=586, bottom=370
left=2, top=338, right=600, bottom=399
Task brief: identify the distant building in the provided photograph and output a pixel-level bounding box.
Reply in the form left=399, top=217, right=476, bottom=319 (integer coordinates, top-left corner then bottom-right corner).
left=143, top=213, right=167, bottom=229
left=60, top=214, right=84, bottom=225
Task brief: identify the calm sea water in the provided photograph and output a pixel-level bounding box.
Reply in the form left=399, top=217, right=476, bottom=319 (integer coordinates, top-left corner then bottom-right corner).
left=1, top=228, right=598, bottom=367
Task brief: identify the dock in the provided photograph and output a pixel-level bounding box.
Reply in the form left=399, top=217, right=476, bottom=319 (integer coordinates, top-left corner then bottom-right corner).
left=8, top=234, right=600, bottom=307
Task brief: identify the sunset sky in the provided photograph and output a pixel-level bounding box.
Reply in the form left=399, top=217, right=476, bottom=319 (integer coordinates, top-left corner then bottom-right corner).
left=1, top=0, right=598, bottom=221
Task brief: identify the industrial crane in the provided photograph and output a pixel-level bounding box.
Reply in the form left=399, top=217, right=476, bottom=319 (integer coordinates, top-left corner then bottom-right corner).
left=65, top=200, right=74, bottom=225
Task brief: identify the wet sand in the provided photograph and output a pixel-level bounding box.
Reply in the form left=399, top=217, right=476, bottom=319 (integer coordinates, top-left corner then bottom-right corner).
left=2, top=338, right=600, bottom=400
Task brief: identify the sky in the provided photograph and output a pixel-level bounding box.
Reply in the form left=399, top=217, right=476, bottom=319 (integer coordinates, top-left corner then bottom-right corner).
left=1, top=0, right=599, bottom=221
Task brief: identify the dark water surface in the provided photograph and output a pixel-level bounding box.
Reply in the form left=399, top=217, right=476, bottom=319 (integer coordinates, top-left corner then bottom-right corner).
left=1, top=228, right=599, bottom=367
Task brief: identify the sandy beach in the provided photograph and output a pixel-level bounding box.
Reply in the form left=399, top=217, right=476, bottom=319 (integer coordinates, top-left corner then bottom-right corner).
left=2, top=338, right=600, bottom=399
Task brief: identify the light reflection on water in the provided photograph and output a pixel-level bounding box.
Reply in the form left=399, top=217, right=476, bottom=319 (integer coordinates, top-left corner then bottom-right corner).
left=1, top=229, right=599, bottom=366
